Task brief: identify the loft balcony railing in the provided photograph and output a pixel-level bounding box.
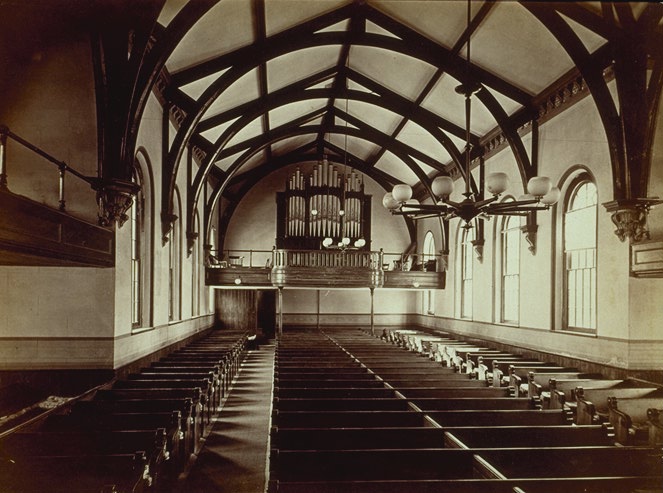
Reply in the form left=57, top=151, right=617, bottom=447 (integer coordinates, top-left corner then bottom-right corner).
left=205, top=248, right=446, bottom=289
left=0, top=125, right=114, bottom=267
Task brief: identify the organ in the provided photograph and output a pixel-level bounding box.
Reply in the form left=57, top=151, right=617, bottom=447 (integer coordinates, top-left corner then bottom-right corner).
left=276, top=159, right=371, bottom=250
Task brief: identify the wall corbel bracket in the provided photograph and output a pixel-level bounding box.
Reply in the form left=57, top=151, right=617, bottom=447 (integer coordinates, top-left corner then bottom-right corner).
left=186, top=231, right=199, bottom=256
left=521, top=211, right=539, bottom=255
left=161, top=212, right=178, bottom=244
left=471, top=239, right=485, bottom=262
left=603, top=198, right=663, bottom=243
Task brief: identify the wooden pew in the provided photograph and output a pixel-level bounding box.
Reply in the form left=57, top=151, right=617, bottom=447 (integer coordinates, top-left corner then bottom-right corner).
left=275, top=379, right=386, bottom=389
left=273, top=398, right=411, bottom=411
left=126, top=373, right=220, bottom=411
left=395, top=387, right=512, bottom=398
left=0, top=429, right=174, bottom=486
left=474, top=446, right=660, bottom=479
left=575, top=386, right=663, bottom=426
left=270, top=477, right=662, bottom=493
left=547, top=378, right=624, bottom=409
left=272, top=410, right=426, bottom=428
left=607, top=396, right=663, bottom=445
left=275, top=387, right=396, bottom=399
left=112, top=378, right=215, bottom=424
left=271, top=448, right=475, bottom=481
left=0, top=452, right=151, bottom=493
left=523, top=371, right=603, bottom=399
left=271, top=426, right=446, bottom=450
left=426, top=409, right=572, bottom=427
left=443, top=425, right=615, bottom=448
left=412, top=397, right=535, bottom=411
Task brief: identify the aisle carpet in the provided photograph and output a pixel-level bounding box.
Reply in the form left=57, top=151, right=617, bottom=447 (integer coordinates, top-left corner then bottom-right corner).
left=179, top=343, right=275, bottom=493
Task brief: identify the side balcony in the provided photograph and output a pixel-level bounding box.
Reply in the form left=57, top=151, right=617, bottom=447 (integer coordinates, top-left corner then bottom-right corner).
left=205, top=249, right=446, bottom=290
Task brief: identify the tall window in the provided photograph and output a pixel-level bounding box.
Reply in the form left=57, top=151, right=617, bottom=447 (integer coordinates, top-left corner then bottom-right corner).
left=169, top=191, right=182, bottom=322
left=191, top=212, right=201, bottom=317
left=460, top=226, right=475, bottom=318
left=564, top=180, right=597, bottom=331
left=501, top=215, right=521, bottom=323
left=130, top=188, right=141, bottom=326
left=422, top=231, right=436, bottom=314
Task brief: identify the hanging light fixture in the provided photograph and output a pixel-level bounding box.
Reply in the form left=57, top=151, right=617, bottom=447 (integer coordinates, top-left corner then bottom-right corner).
left=322, top=53, right=366, bottom=250
left=382, top=0, right=559, bottom=227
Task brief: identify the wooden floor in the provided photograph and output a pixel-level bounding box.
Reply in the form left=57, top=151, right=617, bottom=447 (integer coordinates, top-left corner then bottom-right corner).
left=178, top=343, right=275, bottom=493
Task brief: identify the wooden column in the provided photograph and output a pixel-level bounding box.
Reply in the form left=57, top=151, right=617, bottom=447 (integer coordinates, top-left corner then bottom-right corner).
left=370, top=287, right=375, bottom=336
left=277, top=287, right=283, bottom=339
left=316, top=289, right=321, bottom=330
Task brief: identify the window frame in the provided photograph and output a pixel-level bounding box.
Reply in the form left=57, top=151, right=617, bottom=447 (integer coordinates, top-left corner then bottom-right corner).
left=499, top=213, right=521, bottom=324
left=422, top=230, right=436, bottom=315
left=562, top=176, right=598, bottom=334
left=458, top=224, right=475, bottom=319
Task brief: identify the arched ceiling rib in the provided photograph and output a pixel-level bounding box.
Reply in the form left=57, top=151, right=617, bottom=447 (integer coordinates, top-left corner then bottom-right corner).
left=149, top=0, right=656, bottom=240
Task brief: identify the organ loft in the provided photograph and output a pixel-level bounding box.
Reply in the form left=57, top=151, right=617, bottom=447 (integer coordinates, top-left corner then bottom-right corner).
left=0, top=1, right=662, bottom=492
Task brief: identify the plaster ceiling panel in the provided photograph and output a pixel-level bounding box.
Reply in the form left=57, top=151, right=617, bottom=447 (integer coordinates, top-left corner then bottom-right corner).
left=421, top=73, right=496, bottom=136
left=485, top=86, right=523, bottom=118
left=300, top=116, right=325, bottom=128
left=395, top=120, right=450, bottom=164
left=329, top=134, right=379, bottom=162
left=215, top=150, right=244, bottom=173
left=412, top=156, right=441, bottom=179
left=157, top=0, right=187, bottom=27
left=200, top=116, right=241, bottom=143
left=375, top=151, right=421, bottom=186
left=349, top=45, right=437, bottom=101
left=231, top=149, right=269, bottom=176
left=268, top=99, right=327, bottom=128
left=468, top=2, right=572, bottom=95
left=337, top=99, right=403, bottom=136
left=372, top=0, right=475, bottom=49
left=201, top=68, right=261, bottom=120
left=559, top=13, right=608, bottom=53
left=271, top=135, right=316, bottom=157
left=180, top=69, right=230, bottom=100
left=224, top=116, right=264, bottom=150
left=267, top=46, right=341, bottom=93
left=265, top=0, right=349, bottom=36
left=316, top=19, right=351, bottom=33
left=167, top=0, right=255, bottom=73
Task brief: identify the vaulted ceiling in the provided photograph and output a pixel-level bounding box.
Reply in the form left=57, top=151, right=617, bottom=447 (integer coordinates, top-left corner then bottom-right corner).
left=2, top=0, right=661, bottom=243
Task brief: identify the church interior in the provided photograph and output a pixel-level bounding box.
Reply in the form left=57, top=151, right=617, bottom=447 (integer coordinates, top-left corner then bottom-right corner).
left=1, top=0, right=662, bottom=491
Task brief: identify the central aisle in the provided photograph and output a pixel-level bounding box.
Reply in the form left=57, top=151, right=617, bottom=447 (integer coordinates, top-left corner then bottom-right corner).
left=178, top=342, right=275, bottom=493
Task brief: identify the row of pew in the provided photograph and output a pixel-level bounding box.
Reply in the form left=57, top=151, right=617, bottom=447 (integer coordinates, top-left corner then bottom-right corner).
left=0, top=330, right=249, bottom=493
left=269, top=327, right=662, bottom=493
left=387, top=327, right=663, bottom=447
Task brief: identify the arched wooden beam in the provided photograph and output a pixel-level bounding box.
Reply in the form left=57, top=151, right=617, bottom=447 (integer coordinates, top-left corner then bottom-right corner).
left=188, top=87, right=462, bottom=237
left=216, top=147, right=416, bottom=250
left=520, top=3, right=624, bottom=198
left=203, top=124, right=428, bottom=248
left=168, top=30, right=530, bottom=240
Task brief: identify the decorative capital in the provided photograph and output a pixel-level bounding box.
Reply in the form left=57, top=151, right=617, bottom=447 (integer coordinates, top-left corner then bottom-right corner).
left=161, top=212, right=178, bottom=243
left=471, top=238, right=485, bottom=262
left=186, top=231, right=199, bottom=256
left=520, top=222, right=538, bottom=255
left=603, top=198, right=663, bottom=243
left=91, top=178, right=140, bottom=228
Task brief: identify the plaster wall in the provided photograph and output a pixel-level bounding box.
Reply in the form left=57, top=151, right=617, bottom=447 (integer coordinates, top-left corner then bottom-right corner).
left=0, top=35, right=98, bottom=224
left=416, top=89, right=663, bottom=370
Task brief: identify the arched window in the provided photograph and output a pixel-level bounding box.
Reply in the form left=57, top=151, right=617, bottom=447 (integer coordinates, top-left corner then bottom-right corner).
left=130, top=151, right=153, bottom=329
left=208, top=225, right=217, bottom=314
left=564, top=179, right=597, bottom=331
left=500, top=215, right=521, bottom=323
left=459, top=225, right=475, bottom=319
left=191, top=211, right=201, bottom=317
left=169, top=190, right=182, bottom=322
left=129, top=178, right=142, bottom=327
left=422, top=231, right=436, bottom=314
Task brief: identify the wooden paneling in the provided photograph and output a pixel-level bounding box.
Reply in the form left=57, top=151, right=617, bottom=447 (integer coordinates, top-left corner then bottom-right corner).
left=205, top=267, right=272, bottom=286
left=384, top=270, right=446, bottom=289
left=631, top=240, right=663, bottom=278
left=0, top=189, right=114, bottom=267
left=271, top=266, right=383, bottom=288
left=215, top=289, right=258, bottom=330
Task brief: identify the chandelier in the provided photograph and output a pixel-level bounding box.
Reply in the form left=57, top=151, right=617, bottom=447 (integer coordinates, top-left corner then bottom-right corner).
left=382, top=0, right=559, bottom=226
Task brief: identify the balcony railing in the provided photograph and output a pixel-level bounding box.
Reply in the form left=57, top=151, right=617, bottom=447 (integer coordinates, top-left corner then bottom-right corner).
left=205, top=248, right=446, bottom=289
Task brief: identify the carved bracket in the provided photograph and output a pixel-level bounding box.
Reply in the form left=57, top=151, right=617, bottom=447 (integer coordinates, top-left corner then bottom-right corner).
left=603, top=198, right=663, bottom=243
left=471, top=239, right=485, bottom=262
left=186, top=231, right=199, bottom=256
left=521, top=223, right=538, bottom=255
left=161, top=212, right=178, bottom=244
